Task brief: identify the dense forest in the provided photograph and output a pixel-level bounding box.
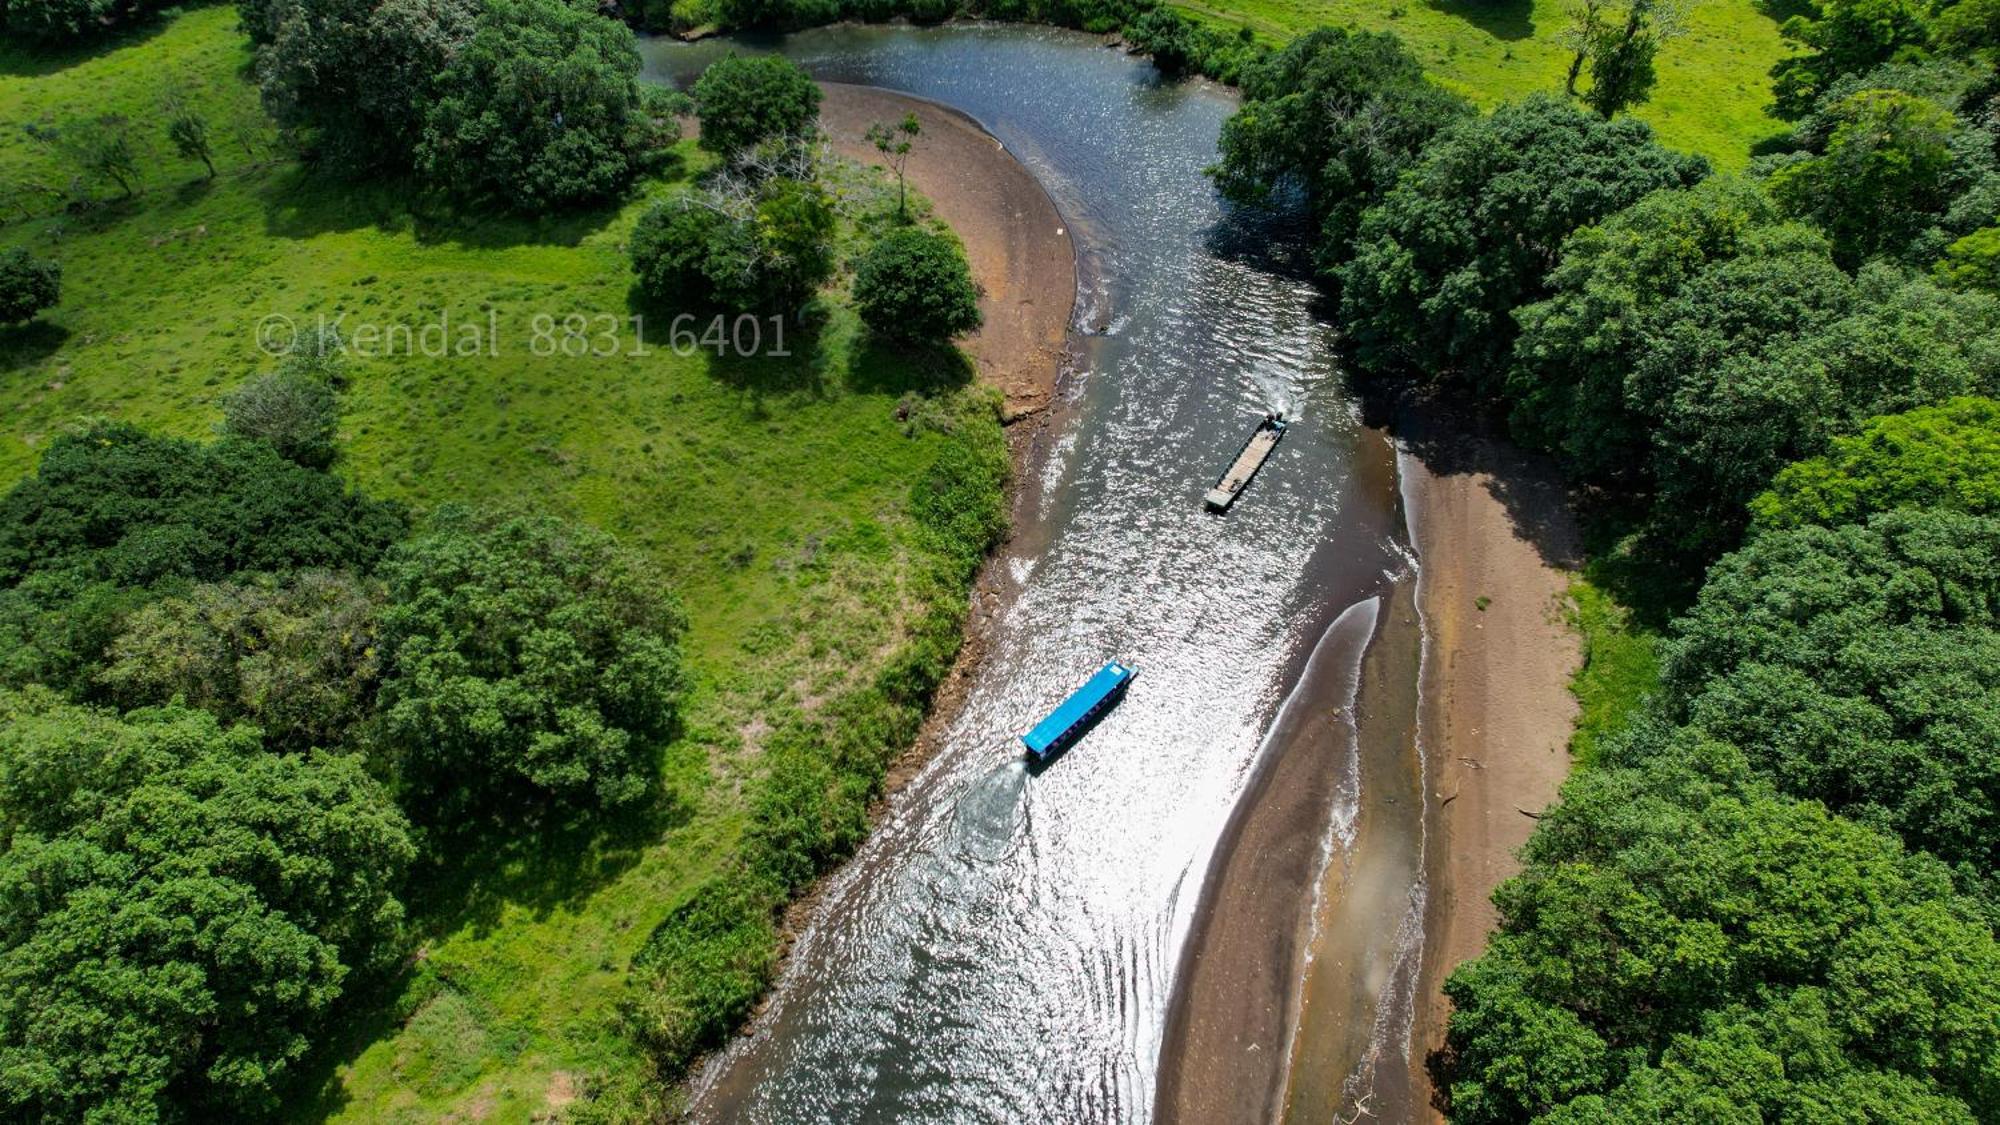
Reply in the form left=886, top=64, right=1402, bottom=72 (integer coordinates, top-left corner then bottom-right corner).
left=1209, top=4, right=2000, bottom=1120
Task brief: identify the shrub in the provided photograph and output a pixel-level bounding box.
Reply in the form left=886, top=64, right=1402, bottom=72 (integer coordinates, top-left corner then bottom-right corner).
left=853, top=226, right=982, bottom=344
left=692, top=54, right=821, bottom=160
left=375, top=508, right=687, bottom=813
left=0, top=248, right=60, bottom=325
left=220, top=369, right=340, bottom=468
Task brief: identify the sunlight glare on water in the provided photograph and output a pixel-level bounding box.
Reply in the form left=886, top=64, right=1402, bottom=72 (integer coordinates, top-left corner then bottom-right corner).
left=643, top=26, right=1407, bottom=1122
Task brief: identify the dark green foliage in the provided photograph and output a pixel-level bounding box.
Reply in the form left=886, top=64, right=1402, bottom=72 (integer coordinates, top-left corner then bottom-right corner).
left=1659, top=510, right=2000, bottom=891
left=0, top=422, right=404, bottom=597
left=0, top=248, right=60, bottom=326
left=0, top=423, right=402, bottom=691
left=1577, top=0, right=1674, bottom=117
left=220, top=369, right=340, bottom=468
left=1770, top=0, right=1936, bottom=118
left=629, top=176, right=836, bottom=311
left=691, top=54, right=821, bottom=160
left=375, top=508, right=686, bottom=812
left=2, top=0, right=136, bottom=44
left=1753, top=397, right=2000, bottom=529
left=1442, top=740, right=2000, bottom=1122
left=415, top=0, right=665, bottom=211
left=1507, top=176, right=1789, bottom=481
left=1769, top=88, right=1963, bottom=267
left=853, top=226, right=982, bottom=344
left=1640, top=264, right=2000, bottom=558
left=1337, top=94, right=1706, bottom=388
left=0, top=691, right=413, bottom=1122
left=96, top=572, right=384, bottom=754
left=1211, top=27, right=1473, bottom=283
left=1125, top=7, right=1202, bottom=75
left=251, top=0, right=479, bottom=170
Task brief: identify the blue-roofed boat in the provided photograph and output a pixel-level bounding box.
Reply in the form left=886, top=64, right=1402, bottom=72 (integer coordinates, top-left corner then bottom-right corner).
left=1021, top=660, right=1137, bottom=763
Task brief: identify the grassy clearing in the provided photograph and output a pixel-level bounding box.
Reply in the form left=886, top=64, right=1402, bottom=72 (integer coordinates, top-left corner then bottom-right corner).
left=1177, top=0, right=1790, bottom=165
left=1561, top=576, right=1660, bottom=766
left=1, top=10, right=1005, bottom=1120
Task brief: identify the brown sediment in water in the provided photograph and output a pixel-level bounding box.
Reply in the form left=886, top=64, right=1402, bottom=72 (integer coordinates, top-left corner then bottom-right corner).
left=1154, top=415, right=1585, bottom=1124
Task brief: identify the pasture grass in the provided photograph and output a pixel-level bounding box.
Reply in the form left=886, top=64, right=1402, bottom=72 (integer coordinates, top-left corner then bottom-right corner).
left=1178, top=0, right=1790, bottom=165
left=0, top=11, right=1002, bottom=1119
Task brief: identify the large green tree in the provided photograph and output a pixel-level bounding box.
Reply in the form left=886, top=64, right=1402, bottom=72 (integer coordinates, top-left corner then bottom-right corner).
left=1769, top=0, right=1936, bottom=118
left=1210, top=27, right=1472, bottom=282
left=0, top=423, right=404, bottom=691
left=1752, top=396, right=2000, bottom=528
left=251, top=0, right=478, bottom=169
left=1769, top=88, right=1962, bottom=267
left=1336, top=94, right=1706, bottom=389
left=0, top=691, right=413, bottom=1122
left=415, top=0, right=668, bottom=210
left=375, top=509, right=686, bottom=812
left=1507, top=176, right=1791, bottom=481
left=691, top=54, right=821, bottom=161
left=96, top=572, right=384, bottom=754
left=1662, top=509, right=2000, bottom=896
left=629, top=175, right=836, bottom=311
left=1442, top=741, right=2000, bottom=1122
left=853, top=226, right=983, bottom=345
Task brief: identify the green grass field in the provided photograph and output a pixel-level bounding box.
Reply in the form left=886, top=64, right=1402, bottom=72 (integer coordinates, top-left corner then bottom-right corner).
left=1179, top=0, right=1790, bottom=165
left=2, top=9, right=1004, bottom=1119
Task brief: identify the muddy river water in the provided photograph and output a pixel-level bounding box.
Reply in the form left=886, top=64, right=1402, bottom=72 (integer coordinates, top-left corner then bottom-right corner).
left=644, top=26, right=1428, bottom=1122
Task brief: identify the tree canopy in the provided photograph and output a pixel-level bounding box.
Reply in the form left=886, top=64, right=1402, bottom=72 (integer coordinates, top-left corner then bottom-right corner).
left=0, top=691, right=413, bottom=1122
left=1752, top=396, right=2000, bottom=529
left=1210, top=27, right=1472, bottom=284
left=853, top=226, right=983, bottom=345
left=1336, top=94, right=1706, bottom=388
left=375, top=509, right=686, bottom=812
left=692, top=54, right=821, bottom=160
left=1658, top=509, right=2000, bottom=893
left=1442, top=740, right=2000, bottom=1123
left=629, top=175, right=836, bottom=312
left=415, top=0, right=667, bottom=211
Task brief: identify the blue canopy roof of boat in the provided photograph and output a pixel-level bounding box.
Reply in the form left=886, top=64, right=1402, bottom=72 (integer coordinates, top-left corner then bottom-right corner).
left=1021, top=661, right=1136, bottom=756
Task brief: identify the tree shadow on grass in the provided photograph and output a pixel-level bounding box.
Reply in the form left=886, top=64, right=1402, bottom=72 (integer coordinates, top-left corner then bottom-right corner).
left=258, top=165, right=630, bottom=250
left=0, top=320, right=73, bottom=369
left=405, top=783, right=695, bottom=943
left=847, top=335, right=975, bottom=396
left=0, top=0, right=209, bottom=79
left=1427, top=0, right=1536, bottom=42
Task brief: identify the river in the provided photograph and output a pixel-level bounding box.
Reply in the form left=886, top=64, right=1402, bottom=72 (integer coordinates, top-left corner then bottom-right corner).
left=643, top=26, right=1423, bottom=1122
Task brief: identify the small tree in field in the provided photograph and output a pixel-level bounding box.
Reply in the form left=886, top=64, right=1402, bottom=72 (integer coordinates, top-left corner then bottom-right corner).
left=0, top=248, right=60, bottom=325
left=866, top=112, right=921, bottom=221
left=164, top=91, right=217, bottom=180
left=854, top=227, right=981, bottom=345
left=220, top=369, right=340, bottom=468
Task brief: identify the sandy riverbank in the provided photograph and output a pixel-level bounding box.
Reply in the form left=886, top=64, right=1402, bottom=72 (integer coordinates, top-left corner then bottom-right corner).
left=818, top=82, right=1075, bottom=421
left=1155, top=415, right=1583, bottom=1123
left=1400, top=422, right=1582, bottom=1118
